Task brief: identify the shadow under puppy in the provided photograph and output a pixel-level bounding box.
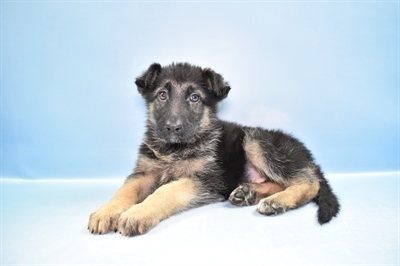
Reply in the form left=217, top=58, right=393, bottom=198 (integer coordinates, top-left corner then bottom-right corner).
left=88, top=62, right=340, bottom=236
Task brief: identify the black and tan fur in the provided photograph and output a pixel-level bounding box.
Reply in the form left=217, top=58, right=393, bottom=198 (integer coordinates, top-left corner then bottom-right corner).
left=88, top=62, right=340, bottom=236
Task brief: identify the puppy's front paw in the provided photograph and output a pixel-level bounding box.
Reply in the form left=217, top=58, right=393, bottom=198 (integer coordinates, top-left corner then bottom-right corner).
left=229, top=184, right=257, bottom=206
left=257, top=197, right=286, bottom=216
left=118, top=204, right=160, bottom=237
left=88, top=204, right=125, bottom=235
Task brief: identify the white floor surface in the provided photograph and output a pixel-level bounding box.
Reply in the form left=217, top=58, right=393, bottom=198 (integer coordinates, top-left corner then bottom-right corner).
left=1, top=173, right=399, bottom=265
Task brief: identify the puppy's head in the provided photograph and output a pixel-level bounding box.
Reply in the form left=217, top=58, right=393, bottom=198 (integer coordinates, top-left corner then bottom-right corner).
left=135, top=62, right=230, bottom=144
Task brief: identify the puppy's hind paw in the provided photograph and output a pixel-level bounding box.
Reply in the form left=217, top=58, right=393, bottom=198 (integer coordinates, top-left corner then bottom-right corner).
left=229, top=184, right=257, bottom=206
left=257, top=197, right=286, bottom=216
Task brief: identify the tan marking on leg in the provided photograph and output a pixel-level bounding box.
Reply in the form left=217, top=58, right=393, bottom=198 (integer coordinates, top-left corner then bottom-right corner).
left=229, top=182, right=284, bottom=206
left=253, top=182, right=285, bottom=202
left=244, top=140, right=284, bottom=185
left=258, top=181, right=320, bottom=215
left=88, top=174, right=157, bottom=234
left=118, top=178, right=198, bottom=236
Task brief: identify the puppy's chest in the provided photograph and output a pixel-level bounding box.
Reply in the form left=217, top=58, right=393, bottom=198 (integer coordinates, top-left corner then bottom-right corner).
left=137, top=155, right=211, bottom=183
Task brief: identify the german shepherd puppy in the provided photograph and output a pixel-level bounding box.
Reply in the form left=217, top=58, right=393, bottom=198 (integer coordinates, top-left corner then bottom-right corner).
left=88, top=62, right=340, bottom=236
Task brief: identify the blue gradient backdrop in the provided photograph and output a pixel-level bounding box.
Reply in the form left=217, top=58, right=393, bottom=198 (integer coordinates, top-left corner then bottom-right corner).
left=1, top=1, right=398, bottom=179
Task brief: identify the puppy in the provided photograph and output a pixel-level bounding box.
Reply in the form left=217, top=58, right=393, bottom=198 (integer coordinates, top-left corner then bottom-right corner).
left=88, top=62, right=340, bottom=236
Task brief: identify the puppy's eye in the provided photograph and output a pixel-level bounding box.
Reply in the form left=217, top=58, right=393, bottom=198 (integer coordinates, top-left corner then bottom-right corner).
left=190, top=94, right=200, bottom=102
left=158, top=91, right=167, bottom=100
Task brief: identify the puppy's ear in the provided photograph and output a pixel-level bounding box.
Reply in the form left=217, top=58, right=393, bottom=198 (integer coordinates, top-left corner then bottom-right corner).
left=202, top=68, right=231, bottom=101
left=135, top=63, right=162, bottom=95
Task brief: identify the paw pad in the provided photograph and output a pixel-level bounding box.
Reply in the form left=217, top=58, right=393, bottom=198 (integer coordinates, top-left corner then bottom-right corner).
left=257, top=198, right=286, bottom=216
left=229, top=184, right=257, bottom=206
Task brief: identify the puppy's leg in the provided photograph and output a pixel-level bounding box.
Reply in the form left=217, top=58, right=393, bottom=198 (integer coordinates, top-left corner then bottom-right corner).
left=229, top=182, right=284, bottom=206
left=118, top=177, right=202, bottom=237
left=258, top=181, right=320, bottom=216
left=88, top=174, right=156, bottom=234
left=243, top=131, right=321, bottom=216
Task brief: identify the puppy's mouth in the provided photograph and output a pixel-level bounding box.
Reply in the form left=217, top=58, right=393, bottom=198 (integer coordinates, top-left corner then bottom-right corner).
left=162, top=134, right=185, bottom=144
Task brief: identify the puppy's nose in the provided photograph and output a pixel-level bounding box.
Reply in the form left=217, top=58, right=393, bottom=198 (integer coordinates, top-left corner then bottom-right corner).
left=166, top=123, right=182, bottom=133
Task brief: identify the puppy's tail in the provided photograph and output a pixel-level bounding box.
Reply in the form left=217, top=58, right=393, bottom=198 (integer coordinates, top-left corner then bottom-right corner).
left=313, top=172, right=340, bottom=225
